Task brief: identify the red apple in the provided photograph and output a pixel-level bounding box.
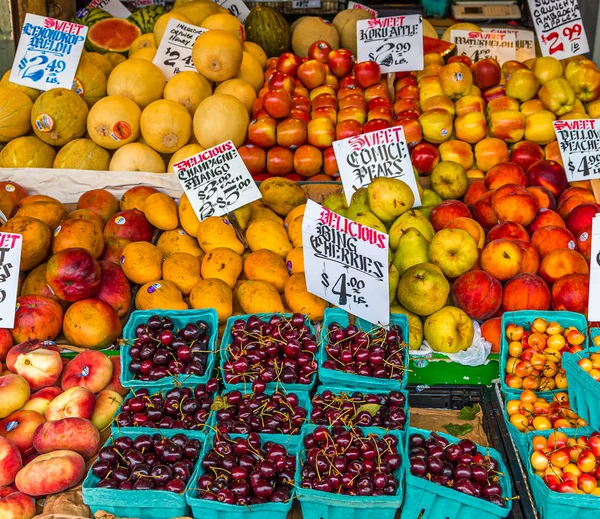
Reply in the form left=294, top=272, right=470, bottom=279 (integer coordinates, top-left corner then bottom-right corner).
left=354, top=60, right=381, bottom=89
left=368, top=97, right=392, bottom=111
left=482, top=85, right=506, bottom=103
left=511, top=141, right=545, bottom=172
left=247, top=116, right=277, bottom=148
left=266, top=146, right=294, bottom=176
left=268, top=71, right=295, bottom=94
left=566, top=203, right=600, bottom=236
left=291, top=95, right=311, bottom=113
left=365, top=118, right=391, bottom=133
left=103, top=209, right=153, bottom=243
left=277, top=117, right=307, bottom=148
left=262, top=89, right=292, bottom=119
left=276, top=52, right=303, bottom=78
left=298, top=59, right=327, bottom=90
left=308, top=117, right=335, bottom=149
left=290, top=109, right=310, bottom=123
left=335, top=119, right=363, bottom=140
left=311, top=93, right=337, bottom=110
left=448, top=55, right=473, bottom=67
left=470, top=57, right=501, bottom=90
left=328, top=49, right=354, bottom=78
left=411, top=142, right=440, bottom=176
left=452, top=270, right=502, bottom=320
left=340, top=75, right=357, bottom=89
left=527, top=160, right=569, bottom=198
left=308, top=41, right=332, bottom=63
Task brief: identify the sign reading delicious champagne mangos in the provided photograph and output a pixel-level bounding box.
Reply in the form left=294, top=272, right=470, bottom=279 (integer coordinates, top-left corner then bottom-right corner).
left=553, top=119, right=600, bottom=181
left=302, top=200, right=389, bottom=326
left=0, top=233, right=23, bottom=328
left=333, top=126, right=421, bottom=206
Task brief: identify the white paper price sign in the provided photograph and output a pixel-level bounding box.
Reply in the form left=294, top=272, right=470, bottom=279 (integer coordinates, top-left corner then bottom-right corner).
left=333, top=126, right=421, bottom=207
left=553, top=119, right=600, bottom=181
left=153, top=19, right=206, bottom=80
left=486, top=28, right=536, bottom=62
left=173, top=140, right=261, bottom=221
left=357, top=15, right=423, bottom=73
left=85, top=0, right=131, bottom=19
left=302, top=200, right=389, bottom=326
left=211, top=0, right=249, bottom=23
left=10, top=14, right=87, bottom=91
left=527, top=0, right=589, bottom=59
left=348, top=1, right=378, bottom=18
left=0, top=234, right=22, bottom=328
left=292, top=0, right=321, bottom=8
left=588, top=216, right=600, bottom=322
left=451, top=30, right=516, bottom=65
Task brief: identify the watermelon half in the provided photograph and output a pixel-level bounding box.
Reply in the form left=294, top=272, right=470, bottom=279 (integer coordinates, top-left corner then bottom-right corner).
left=87, top=18, right=142, bottom=55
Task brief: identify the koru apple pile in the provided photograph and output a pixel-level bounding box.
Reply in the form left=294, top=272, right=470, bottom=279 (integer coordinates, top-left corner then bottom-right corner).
left=127, top=315, right=212, bottom=381
left=222, top=314, right=317, bottom=386
left=408, top=432, right=505, bottom=507
left=115, top=380, right=217, bottom=430
left=504, top=318, right=586, bottom=392
left=214, top=390, right=308, bottom=434
left=300, top=426, right=401, bottom=496
left=531, top=431, right=600, bottom=495
left=576, top=350, right=600, bottom=382
left=506, top=390, right=586, bottom=432
left=310, top=389, right=407, bottom=429
left=91, top=433, right=201, bottom=492
left=197, top=431, right=295, bottom=505
left=322, top=323, right=406, bottom=380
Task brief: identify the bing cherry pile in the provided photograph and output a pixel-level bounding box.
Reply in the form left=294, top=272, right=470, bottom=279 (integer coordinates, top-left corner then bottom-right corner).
left=197, top=431, right=295, bottom=505
left=311, top=389, right=407, bottom=429
left=222, top=314, right=317, bottom=387
left=127, top=315, right=212, bottom=381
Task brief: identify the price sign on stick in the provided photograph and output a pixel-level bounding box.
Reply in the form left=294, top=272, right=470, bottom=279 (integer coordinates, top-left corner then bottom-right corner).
left=357, top=15, right=423, bottom=73
left=527, top=0, right=589, bottom=59
left=553, top=119, right=600, bottom=181
left=153, top=19, right=206, bottom=79
left=451, top=30, right=516, bottom=65
left=85, top=0, right=131, bottom=19
left=9, top=14, right=87, bottom=91
left=210, top=0, right=249, bottom=23
left=173, top=140, right=261, bottom=222
left=348, top=1, right=377, bottom=17
left=486, top=28, right=536, bottom=62
left=333, top=126, right=421, bottom=207
left=0, top=234, right=22, bottom=328
left=588, top=216, right=600, bottom=321
left=303, top=200, right=389, bottom=326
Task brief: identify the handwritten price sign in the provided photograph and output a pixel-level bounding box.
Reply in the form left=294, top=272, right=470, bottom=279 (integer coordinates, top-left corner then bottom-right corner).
left=86, top=0, right=131, bottom=18
left=451, top=30, right=516, bottom=65
left=527, top=0, right=589, bottom=59
left=486, top=28, right=536, bottom=62
left=0, top=234, right=22, bottom=328
left=173, top=140, right=261, bottom=221
left=210, top=0, right=249, bottom=23
left=10, top=14, right=87, bottom=91
left=302, top=200, right=389, bottom=326
left=357, top=14, right=423, bottom=73
left=153, top=19, right=206, bottom=79
left=553, top=119, right=600, bottom=181
left=348, top=1, right=378, bottom=17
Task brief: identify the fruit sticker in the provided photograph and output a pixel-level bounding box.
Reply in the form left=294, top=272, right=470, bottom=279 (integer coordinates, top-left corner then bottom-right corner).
left=54, top=225, right=61, bottom=237
left=115, top=216, right=126, bottom=225
left=35, top=113, right=54, bottom=133
left=110, top=121, right=132, bottom=142
left=72, top=77, right=84, bottom=96
left=147, top=282, right=160, bottom=293
left=4, top=185, right=15, bottom=193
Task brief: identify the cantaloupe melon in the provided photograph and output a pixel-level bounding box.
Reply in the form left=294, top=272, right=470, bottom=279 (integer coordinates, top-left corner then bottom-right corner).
left=163, top=71, right=212, bottom=115
left=234, top=52, right=263, bottom=92
left=80, top=52, right=113, bottom=77
left=200, top=13, right=245, bottom=43
left=0, top=70, right=40, bottom=101
left=0, top=136, right=56, bottom=168
left=129, top=48, right=157, bottom=61
left=87, top=95, right=141, bottom=149
left=129, top=33, right=156, bottom=57
left=140, top=99, right=192, bottom=154
left=168, top=143, right=205, bottom=172
left=107, top=59, right=166, bottom=108
left=193, top=93, right=249, bottom=148
left=109, top=142, right=165, bottom=172
left=192, top=29, right=243, bottom=82
left=172, top=0, right=226, bottom=26
left=0, top=87, right=33, bottom=142
left=105, top=52, right=127, bottom=67
left=153, top=12, right=192, bottom=46
left=292, top=17, right=339, bottom=57
left=214, top=79, right=256, bottom=112
left=332, top=9, right=371, bottom=56
left=243, top=41, right=267, bottom=70
left=54, top=138, right=110, bottom=170
left=30, top=88, right=88, bottom=146
left=72, top=61, right=107, bottom=107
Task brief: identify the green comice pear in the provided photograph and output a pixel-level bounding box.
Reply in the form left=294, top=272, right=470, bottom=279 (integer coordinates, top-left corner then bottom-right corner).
left=391, top=302, right=424, bottom=350
left=322, top=192, right=348, bottom=216
left=392, top=228, right=430, bottom=275
left=346, top=187, right=370, bottom=220
left=417, top=189, right=443, bottom=218
left=388, top=209, right=435, bottom=250
left=353, top=211, right=388, bottom=233
left=388, top=264, right=399, bottom=302
left=367, top=177, right=415, bottom=224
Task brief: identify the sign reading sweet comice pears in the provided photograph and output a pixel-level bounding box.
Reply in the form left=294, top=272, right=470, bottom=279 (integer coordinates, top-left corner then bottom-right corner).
left=553, top=119, right=600, bottom=181
left=302, top=200, right=389, bottom=326
left=173, top=140, right=261, bottom=222
left=0, top=234, right=23, bottom=328
left=10, top=14, right=87, bottom=91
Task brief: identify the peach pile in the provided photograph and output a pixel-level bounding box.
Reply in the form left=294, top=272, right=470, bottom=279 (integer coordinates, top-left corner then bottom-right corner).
left=504, top=318, right=585, bottom=391
left=507, top=390, right=586, bottom=432
left=530, top=431, right=600, bottom=495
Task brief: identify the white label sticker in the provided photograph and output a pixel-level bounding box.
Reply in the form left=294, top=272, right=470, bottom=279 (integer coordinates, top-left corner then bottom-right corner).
left=153, top=18, right=207, bottom=80
left=527, top=0, right=589, bottom=59
left=9, top=14, right=87, bottom=91
left=357, top=15, right=423, bottom=73
left=486, top=28, right=536, bottom=62
left=588, top=215, right=600, bottom=321
left=292, top=0, right=321, bottom=7
left=333, top=126, right=421, bottom=207
left=86, top=0, right=131, bottom=18
left=302, top=200, right=390, bottom=326
left=553, top=119, right=600, bottom=181
left=173, top=140, right=261, bottom=221
left=451, top=30, right=516, bottom=65
left=210, top=0, right=249, bottom=23
left=0, top=233, right=22, bottom=328
left=348, top=1, right=378, bottom=18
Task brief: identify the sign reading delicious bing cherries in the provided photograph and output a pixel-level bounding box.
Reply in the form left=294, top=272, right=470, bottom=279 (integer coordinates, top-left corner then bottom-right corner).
left=333, top=126, right=421, bottom=206
left=450, top=30, right=516, bottom=65
left=302, top=200, right=389, bottom=326
left=356, top=14, right=423, bottom=73
left=527, top=0, right=589, bottom=59
left=587, top=215, right=600, bottom=321
left=173, top=140, right=261, bottom=222
left=0, top=233, right=22, bottom=328
left=553, top=119, right=600, bottom=181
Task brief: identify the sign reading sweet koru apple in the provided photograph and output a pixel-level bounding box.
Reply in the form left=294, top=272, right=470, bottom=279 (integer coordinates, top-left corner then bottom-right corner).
left=173, top=140, right=261, bottom=222
left=553, top=119, right=600, bottom=181
left=357, top=15, right=423, bottom=73
left=333, top=126, right=421, bottom=207
left=527, top=0, right=589, bottom=59
left=302, top=200, right=389, bottom=326
left=153, top=19, right=207, bottom=80
left=0, top=233, right=22, bottom=328
left=587, top=215, right=600, bottom=321
left=450, top=30, right=516, bottom=65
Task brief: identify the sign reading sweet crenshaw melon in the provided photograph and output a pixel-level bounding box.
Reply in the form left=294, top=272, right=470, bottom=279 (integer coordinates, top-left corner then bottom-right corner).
left=302, top=200, right=389, bottom=326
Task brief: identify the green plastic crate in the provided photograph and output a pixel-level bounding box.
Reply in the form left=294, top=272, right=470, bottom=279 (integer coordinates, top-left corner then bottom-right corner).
left=564, top=345, right=600, bottom=431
